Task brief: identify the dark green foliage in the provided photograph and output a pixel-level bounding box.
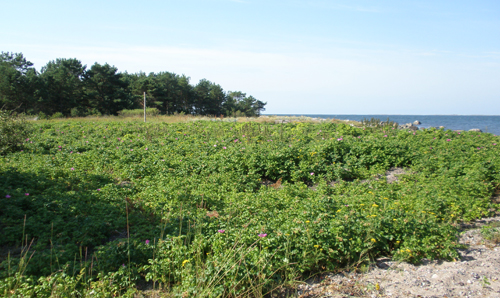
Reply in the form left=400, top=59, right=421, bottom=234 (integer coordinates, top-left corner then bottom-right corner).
left=0, top=52, right=39, bottom=113
left=0, top=110, right=32, bottom=155
left=38, top=58, right=87, bottom=116
left=0, top=51, right=266, bottom=118
left=83, top=63, right=133, bottom=115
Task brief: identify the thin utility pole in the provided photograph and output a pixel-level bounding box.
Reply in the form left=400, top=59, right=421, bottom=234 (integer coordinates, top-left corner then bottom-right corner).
left=143, top=92, right=146, bottom=123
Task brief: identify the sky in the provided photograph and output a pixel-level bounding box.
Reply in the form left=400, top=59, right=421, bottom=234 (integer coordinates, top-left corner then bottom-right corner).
left=1, top=0, right=499, bottom=115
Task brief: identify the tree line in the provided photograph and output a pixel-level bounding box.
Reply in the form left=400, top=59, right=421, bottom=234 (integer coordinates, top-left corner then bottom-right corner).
left=0, top=52, right=266, bottom=117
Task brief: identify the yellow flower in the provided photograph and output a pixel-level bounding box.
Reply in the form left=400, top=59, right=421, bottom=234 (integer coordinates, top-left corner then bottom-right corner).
left=396, top=241, right=400, bottom=244
left=405, top=249, right=411, bottom=253
left=314, top=245, right=320, bottom=248
left=371, top=215, right=377, bottom=217
left=375, top=283, right=380, bottom=291
left=360, top=204, right=365, bottom=206
left=383, top=197, right=388, bottom=200
left=393, top=219, right=397, bottom=221
left=368, top=191, right=373, bottom=194
left=372, top=204, right=379, bottom=207
left=305, top=220, right=310, bottom=223
left=182, top=259, right=190, bottom=267
left=337, top=209, right=341, bottom=213
left=371, top=238, right=376, bottom=243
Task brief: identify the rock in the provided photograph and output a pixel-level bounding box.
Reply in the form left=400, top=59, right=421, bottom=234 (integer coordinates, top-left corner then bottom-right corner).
left=413, top=120, right=421, bottom=125
left=274, top=120, right=290, bottom=124
left=431, top=274, right=439, bottom=279
left=469, top=128, right=482, bottom=132
left=398, top=123, right=418, bottom=130
left=439, top=126, right=445, bottom=129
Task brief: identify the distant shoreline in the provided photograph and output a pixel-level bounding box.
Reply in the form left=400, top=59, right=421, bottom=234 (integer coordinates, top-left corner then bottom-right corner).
left=265, top=114, right=500, bottom=117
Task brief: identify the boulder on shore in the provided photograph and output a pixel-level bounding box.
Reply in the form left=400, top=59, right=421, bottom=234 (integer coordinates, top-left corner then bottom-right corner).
left=398, top=123, right=419, bottom=131
left=469, top=128, right=482, bottom=132
left=413, top=120, right=421, bottom=125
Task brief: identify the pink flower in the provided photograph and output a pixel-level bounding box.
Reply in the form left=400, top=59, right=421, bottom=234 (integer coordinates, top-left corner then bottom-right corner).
left=446, top=139, right=451, bottom=142
left=214, top=145, right=217, bottom=147
left=384, top=135, right=387, bottom=137
left=242, top=135, right=245, bottom=137
left=218, top=230, right=225, bottom=233
left=25, top=193, right=29, bottom=196
left=337, top=138, right=343, bottom=141
left=130, top=149, right=133, bottom=151
left=258, top=233, right=267, bottom=238
left=310, top=172, right=314, bottom=175
left=494, top=143, right=497, bottom=146
left=97, top=189, right=101, bottom=191
left=5, top=195, right=11, bottom=198
left=145, top=239, right=150, bottom=245
left=58, top=146, right=62, bottom=148
left=145, top=148, right=148, bottom=150
left=71, top=168, right=75, bottom=171
left=223, top=147, right=227, bottom=149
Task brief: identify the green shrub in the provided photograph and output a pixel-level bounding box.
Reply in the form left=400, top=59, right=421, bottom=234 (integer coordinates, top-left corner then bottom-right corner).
left=0, top=110, right=32, bottom=154
left=37, top=112, right=48, bottom=120
left=50, top=112, right=64, bottom=119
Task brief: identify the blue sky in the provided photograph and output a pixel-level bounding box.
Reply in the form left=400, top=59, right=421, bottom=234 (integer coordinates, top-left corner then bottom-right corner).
left=2, top=0, right=499, bottom=115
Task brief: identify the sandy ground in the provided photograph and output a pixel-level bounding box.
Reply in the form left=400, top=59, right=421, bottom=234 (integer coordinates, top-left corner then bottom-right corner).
left=295, top=216, right=500, bottom=298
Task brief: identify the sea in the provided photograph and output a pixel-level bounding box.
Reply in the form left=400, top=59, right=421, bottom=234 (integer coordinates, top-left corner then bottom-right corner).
left=269, top=115, right=500, bottom=136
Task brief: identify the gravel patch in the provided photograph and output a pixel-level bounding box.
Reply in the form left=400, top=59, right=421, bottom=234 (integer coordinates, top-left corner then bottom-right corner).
left=293, top=216, right=500, bottom=298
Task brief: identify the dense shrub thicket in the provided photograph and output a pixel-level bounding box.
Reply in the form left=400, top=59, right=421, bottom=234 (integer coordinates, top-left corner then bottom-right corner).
left=0, top=110, right=32, bottom=155
left=0, top=120, right=499, bottom=297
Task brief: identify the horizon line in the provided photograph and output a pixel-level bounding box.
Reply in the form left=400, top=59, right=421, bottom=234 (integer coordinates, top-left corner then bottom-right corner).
left=264, top=114, right=500, bottom=116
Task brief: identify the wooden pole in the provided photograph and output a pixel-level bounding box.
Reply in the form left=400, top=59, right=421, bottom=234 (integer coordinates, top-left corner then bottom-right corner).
left=143, top=92, right=146, bottom=123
